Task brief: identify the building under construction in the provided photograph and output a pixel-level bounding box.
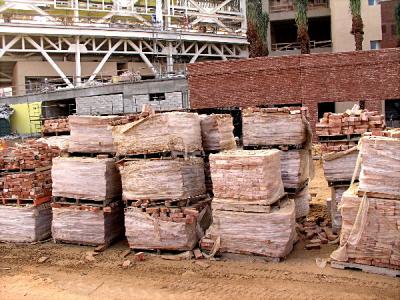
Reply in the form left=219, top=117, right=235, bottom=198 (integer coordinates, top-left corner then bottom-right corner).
left=0, top=0, right=248, bottom=96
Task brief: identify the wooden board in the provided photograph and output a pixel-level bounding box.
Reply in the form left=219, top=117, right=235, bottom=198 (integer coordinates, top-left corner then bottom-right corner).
left=330, top=260, right=400, bottom=278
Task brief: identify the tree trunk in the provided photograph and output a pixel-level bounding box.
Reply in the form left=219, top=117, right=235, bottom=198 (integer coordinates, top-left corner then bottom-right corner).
left=351, top=15, right=364, bottom=51
left=297, top=26, right=310, bottom=54
left=247, top=21, right=268, bottom=58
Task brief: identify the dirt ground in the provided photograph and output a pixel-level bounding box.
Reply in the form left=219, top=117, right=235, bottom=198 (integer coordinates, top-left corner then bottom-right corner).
left=0, top=161, right=399, bottom=300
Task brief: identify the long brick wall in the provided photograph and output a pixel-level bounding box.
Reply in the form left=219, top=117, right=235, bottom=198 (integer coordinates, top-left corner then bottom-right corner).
left=187, top=48, right=400, bottom=135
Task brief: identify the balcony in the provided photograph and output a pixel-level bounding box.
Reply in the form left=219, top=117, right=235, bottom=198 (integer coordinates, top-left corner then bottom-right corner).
left=269, top=0, right=330, bottom=21
left=270, top=40, right=332, bottom=56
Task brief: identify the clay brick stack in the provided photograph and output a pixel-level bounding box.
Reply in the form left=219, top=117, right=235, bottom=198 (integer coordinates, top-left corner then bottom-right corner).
left=42, top=118, right=70, bottom=135
left=51, top=115, right=124, bottom=247
left=316, top=109, right=385, bottom=153
left=200, top=114, right=236, bottom=194
left=331, top=135, right=400, bottom=271
left=242, top=107, right=312, bottom=219
left=201, top=150, right=297, bottom=259
left=115, top=111, right=211, bottom=251
left=0, top=140, right=55, bottom=243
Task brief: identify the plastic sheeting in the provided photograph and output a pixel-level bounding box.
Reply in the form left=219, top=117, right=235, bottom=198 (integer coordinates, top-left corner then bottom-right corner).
left=112, top=112, right=203, bottom=156
left=204, top=199, right=296, bottom=258
left=118, top=158, right=206, bottom=201
left=0, top=203, right=52, bottom=242
left=52, top=157, right=121, bottom=200
left=209, top=150, right=284, bottom=204
left=242, top=108, right=308, bottom=146
left=68, top=115, right=123, bottom=153
left=358, top=136, right=400, bottom=197
left=125, top=205, right=212, bottom=251
left=52, top=203, right=124, bottom=246
left=200, top=114, right=236, bottom=151
left=280, top=149, right=310, bottom=189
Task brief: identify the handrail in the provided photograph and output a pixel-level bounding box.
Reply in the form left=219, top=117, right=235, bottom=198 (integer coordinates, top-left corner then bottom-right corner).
left=271, top=40, right=332, bottom=51
left=269, top=0, right=329, bottom=13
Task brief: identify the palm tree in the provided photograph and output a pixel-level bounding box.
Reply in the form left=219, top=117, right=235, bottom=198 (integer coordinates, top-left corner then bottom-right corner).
left=294, top=0, right=310, bottom=54
left=349, top=0, right=364, bottom=50
left=395, top=3, right=400, bottom=47
left=247, top=0, right=269, bottom=57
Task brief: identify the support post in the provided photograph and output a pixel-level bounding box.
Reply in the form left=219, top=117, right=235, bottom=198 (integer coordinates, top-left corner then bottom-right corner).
left=75, top=36, right=82, bottom=87
left=166, top=41, right=174, bottom=74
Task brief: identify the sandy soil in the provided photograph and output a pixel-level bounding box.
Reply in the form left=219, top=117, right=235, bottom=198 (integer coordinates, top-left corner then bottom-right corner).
left=0, top=161, right=399, bottom=300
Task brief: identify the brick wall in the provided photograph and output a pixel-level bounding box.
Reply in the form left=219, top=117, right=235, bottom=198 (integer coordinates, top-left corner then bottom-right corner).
left=381, top=0, right=400, bottom=49
left=187, top=48, right=400, bottom=135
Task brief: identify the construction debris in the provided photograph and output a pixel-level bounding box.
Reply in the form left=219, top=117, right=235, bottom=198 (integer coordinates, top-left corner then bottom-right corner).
left=209, top=150, right=284, bottom=204
left=112, top=112, right=203, bottom=156
left=0, top=203, right=52, bottom=243
left=51, top=157, right=121, bottom=201
left=200, top=114, right=236, bottom=151
left=68, top=115, right=124, bottom=153
left=242, top=107, right=309, bottom=146
left=118, top=158, right=206, bottom=201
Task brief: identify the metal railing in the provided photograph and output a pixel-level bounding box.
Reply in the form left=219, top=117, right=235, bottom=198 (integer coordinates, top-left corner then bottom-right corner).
left=269, top=0, right=329, bottom=13
left=0, top=10, right=244, bottom=36
left=271, top=40, right=332, bottom=51
left=0, top=66, right=187, bottom=98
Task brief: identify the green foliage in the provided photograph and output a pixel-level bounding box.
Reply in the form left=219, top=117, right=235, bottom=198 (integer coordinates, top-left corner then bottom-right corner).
left=294, top=0, right=308, bottom=28
left=247, top=0, right=269, bottom=56
left=349, top=0, right=361, bottom=17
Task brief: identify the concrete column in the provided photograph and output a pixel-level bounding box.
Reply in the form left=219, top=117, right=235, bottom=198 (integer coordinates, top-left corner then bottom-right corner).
left=166, top=41, right=174, bottom=74
left=75, top=36, right=82, bottom=87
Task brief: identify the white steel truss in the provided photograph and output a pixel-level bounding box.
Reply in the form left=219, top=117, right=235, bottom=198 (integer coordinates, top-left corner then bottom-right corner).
left=0, top=34, right=247, bottom=84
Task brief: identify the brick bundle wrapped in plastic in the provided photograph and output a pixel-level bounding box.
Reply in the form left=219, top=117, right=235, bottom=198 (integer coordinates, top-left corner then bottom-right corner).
left=322, top=147, right=360, bottom=182
left=51, top=157, right=122, bottom=201
left=38, top=135, right=70, bottom=154
left=331, top=187, right=400, bottom=269
left=0, top=203, right=52, bottom=242
left=51, top=201, right=124, bottom=246
left=125, top=201, right=211, bottom=251
left=118, top=158, right=206, bottom=201
left=0, top=140, right=55, bottom=171
left=202, top=199, right=296, bottom=258
left=330, top=185, right=348, bottom=234
left=358, top=136, right=400, bottom=198
left=209, top=150, right=284, bottom=204
left=112, top=112, right=203, bottom=156
left=242, top=107, right=309, bottom=146
left=292, top=185, right=310, bottom=219
left=200, top=114, right=236, bottom=151
left=0, top=169, right=52, bottom=201
left=68, top=115, right=125, bottom=153
left=279, top=149, right=310, bottom=189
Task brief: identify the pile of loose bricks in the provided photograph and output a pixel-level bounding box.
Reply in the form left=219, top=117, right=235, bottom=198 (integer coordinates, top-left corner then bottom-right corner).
left=42, top=118, right=70, bottom=135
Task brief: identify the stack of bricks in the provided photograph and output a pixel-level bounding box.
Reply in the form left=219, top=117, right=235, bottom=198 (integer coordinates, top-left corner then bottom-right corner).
left=51, top=115, right=125, bottom=247
left=331, top=136, right=400, bottom=271
left=316, top=110, right=385, bottom=153
left=0, top=140, right=55, bottom=242
left=242, top=107, right=313, bottom=220
left=0, top=140, right=55, bottom=170
left=115, top=111, right=212, bottom=251
left=201, top=150, right=297, bottom=259
left=41, top=118, right=70, bottom=135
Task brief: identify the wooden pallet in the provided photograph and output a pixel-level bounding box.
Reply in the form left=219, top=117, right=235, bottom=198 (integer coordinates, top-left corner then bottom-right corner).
left=243, top=144, right=304, bottom=151
left=124, top=194, right=209, bottom=208
left=63, top=152, right=115, bottom=158
left=117, top=150, right=205, bottom=161
left=318, top=133, right=361, bottom=143
left=327, top=180, right=353, bottom=187
left=41, top=131, right=70, bottom=137
left=285, top=180, right=309, bottom=195
left=0, top=195, right=51, bottom=207
left=330, top=260, right=400, bottom=278
left=357, top=190, right=400, bottom=200
left=52, top=196, right=122, bottom=209
left=212, top=194, right=289, bottom=214
left=0, top=165, right=52, bottom=174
